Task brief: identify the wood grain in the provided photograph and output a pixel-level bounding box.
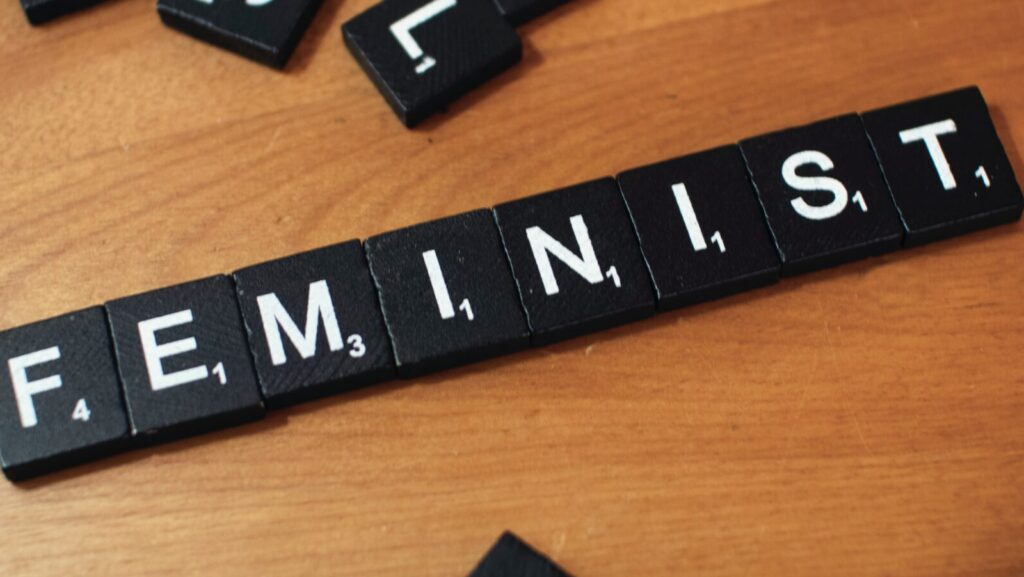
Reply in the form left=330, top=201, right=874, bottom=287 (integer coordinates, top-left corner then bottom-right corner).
left=0, top=0, right=1021, bottom=575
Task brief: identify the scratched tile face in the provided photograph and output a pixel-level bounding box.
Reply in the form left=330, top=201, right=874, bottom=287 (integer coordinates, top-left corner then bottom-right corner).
left=740, top=114, right=904, bottom=276
left=106, top=276, right=264, bottom=442
left=861, top=86, right=1023, bottom=246
left=342, top=0, right=522, bottom=126
left=0, top=308, right=130, bottom=481
left=493, top=178, right=656, bottom=345
left=364, top=210, right=530, bottom=377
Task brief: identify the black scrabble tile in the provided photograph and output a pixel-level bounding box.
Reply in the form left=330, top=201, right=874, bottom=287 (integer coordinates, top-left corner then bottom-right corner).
left=861, top=86, right=1024, bottom=246
left=493, top=178, right=656, bottom=345
left=364, top=210, right=530, bottom=377
left=739, top=114, right=904, bottom=276
left=233, top=241, right=395, bottom=408
left=157, top=0, right=324, bottom=69
left=106, top=276, right=264, bottom=442
left=0, top=308, right=130, bottom=482
left=20, top=0, right=106, bottom=25
left=342, top=0, right=522, bottom=127
left=468, top=532, right=574, bottom=577
left=492, top=0, right=568, bottom=26
left=618, top=145, right=781, bottom=310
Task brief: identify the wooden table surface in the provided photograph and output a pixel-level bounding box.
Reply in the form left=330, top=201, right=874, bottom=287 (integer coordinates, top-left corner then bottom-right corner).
left=1, top=0, right=1022, bottom=575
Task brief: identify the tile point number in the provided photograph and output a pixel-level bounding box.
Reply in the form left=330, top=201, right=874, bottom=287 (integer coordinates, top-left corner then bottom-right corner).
left=975, top=165, right=991, bottom=188
left=72, top=398, right=91, bottom=422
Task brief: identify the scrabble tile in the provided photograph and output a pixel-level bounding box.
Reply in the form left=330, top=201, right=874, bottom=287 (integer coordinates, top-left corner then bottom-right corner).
left=493, top=178, right=656, bottom=345
left=468, top=532, right=574, bottom=577
left=106, top=276, right=264, bottom=442
left=364, top=210, right=530, bottom=377
left=19, top=0, right=106, bottom=25
left=492, top=0, right=569, bottom=26
left=0, top=308, right=130, bottom=481
left=157, top=0, right=324, bottom=69
left=861, top=86, right=1024, bottom=246
left=233, top=241, right=394, bottom=408
left=618, top=145, right=781, bottom=309
left=342, top=0, right=522, bottom=127
left=740, top=114, right=904, bottom=276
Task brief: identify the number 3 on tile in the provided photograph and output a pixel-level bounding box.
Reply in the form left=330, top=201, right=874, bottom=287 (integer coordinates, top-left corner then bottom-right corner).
left=347, top=334, right=367, bottom=358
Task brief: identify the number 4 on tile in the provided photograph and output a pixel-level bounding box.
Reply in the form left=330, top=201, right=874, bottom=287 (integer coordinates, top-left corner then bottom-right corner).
left=72, top=398, right=91, bottom=422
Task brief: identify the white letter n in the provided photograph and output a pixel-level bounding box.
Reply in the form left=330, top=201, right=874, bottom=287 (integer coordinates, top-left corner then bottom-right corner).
left=526, top=214, right=604, bottom=296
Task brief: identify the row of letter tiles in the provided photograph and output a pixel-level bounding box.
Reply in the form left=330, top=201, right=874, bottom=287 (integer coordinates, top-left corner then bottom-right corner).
left=1, top=86, right=1021, bottom=481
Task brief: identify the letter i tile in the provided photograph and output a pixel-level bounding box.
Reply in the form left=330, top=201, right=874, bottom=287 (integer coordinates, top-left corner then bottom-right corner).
left=364, top=210, right=529, bottom=377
